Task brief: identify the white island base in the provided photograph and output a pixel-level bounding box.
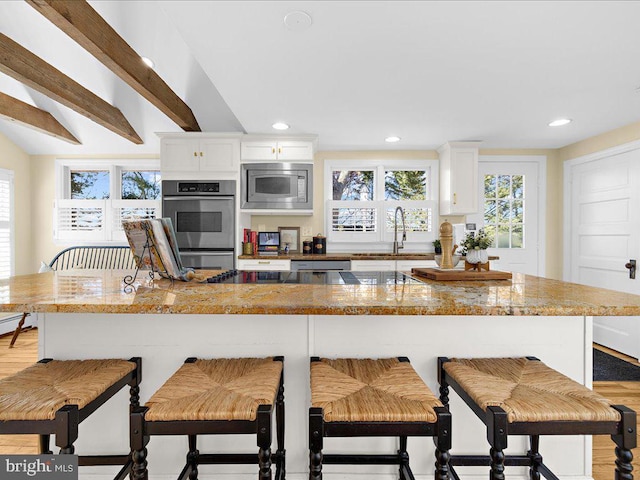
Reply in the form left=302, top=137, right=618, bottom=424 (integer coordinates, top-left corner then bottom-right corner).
left=38, top=313, right=594, bottom=480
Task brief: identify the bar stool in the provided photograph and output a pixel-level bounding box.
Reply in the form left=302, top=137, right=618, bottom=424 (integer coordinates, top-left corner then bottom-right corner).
left=130, top=356, right=285, bottom=480
left=438, top=356, right=636, bottom=480
left=0, top=357, right=142, bottom=480
left=309, top=356, right=451, bottom=480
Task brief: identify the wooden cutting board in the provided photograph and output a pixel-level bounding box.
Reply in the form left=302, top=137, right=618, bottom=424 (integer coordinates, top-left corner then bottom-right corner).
left=411, top=267, right=512, bottom=281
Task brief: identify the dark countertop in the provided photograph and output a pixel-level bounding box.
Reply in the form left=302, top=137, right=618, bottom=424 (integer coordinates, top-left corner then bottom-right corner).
left=238, top=252, right=437, bottom=260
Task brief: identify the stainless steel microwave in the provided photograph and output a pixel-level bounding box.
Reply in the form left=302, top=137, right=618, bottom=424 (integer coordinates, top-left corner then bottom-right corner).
left=241, top=162, right=313, bottom=209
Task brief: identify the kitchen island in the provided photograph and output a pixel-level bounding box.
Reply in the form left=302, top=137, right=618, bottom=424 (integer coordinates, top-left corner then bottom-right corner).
left=2, top=269, right=640, bottom=480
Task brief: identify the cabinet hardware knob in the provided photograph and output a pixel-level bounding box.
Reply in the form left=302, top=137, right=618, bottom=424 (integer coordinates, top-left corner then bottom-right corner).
left=453, top=193, right=457, bottom=204
left=258, top=261, right=269, bottom=264
left=200, top=152, right=203, bottom=157
left=193, top=152, right=197, bottom=157
left=278, top=147, right=282, bottom=154
left=272, top=147, right=276, bottom=154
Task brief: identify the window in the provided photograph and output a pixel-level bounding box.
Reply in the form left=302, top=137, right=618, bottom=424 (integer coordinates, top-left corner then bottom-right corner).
left=0, top=169, right=13, bottom=282
left=483, top=174, right=524, bottom=248
left=326, top=160, right=438, bottom=247
left=55, top=159, right=161, bottom=243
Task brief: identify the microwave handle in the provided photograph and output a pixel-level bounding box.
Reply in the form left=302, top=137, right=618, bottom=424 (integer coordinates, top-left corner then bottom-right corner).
left=163, top=195, right=235, bottom=201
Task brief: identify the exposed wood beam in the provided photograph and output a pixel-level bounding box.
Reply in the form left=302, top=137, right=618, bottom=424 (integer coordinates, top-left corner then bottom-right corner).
left=27, top=0, right=201, bottom=132
left=0, top=91, right=80, bottom=144
left=0, top=32, right=142, bottom=144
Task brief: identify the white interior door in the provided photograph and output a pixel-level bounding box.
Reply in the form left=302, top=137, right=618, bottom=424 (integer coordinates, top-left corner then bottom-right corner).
left=467, top=156, right=544, bottom=276
left=566, top=146, right=640, bottom=358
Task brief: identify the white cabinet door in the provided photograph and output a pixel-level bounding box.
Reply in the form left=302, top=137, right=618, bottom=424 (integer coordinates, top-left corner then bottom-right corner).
left=241, top=141, right=278, bottom=161
left=199, top=138, right=240, bottom=173
left=277, top=141, right=314, bottom=161
left=350, top=260, right=396, bottom=271
left=439, top=142, right=479, bottom=215
left=161, top=136, right=241, bottom=176
left=161, top=138, right=200, bottom=172
left=241, top=140, right=314, bottom=161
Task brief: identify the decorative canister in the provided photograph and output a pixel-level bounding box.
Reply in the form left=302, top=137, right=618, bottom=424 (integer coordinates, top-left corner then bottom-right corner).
left=242, top=242, right=254, bottom=255
left=303, top=240, right=313, bottom=255
left=313, top=234, right=326, bottom=254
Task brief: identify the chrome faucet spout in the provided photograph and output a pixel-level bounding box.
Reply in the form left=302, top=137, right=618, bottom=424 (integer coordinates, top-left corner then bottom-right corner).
left=393, top=206, right=406, bottom=254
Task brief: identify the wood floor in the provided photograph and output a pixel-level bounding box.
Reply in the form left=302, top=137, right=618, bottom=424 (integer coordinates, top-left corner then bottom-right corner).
left=0, top=330, right=638, bottom=479
left=0, top=327, right=39, bottom=453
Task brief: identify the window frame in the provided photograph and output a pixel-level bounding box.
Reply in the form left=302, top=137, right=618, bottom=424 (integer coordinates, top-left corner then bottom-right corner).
left=54, top=159, right=161, bottom=244
left=324, top=159, right=439, bottom=250
left=0, top=168, right=14, bottom=280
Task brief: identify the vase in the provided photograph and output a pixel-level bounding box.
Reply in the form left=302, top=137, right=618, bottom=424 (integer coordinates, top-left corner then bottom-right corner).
left=466, top=249, right=488, bottom=264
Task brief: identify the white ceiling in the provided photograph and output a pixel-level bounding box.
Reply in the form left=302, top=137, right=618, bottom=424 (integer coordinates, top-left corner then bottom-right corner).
left=1, top=1, right=639, bottom=155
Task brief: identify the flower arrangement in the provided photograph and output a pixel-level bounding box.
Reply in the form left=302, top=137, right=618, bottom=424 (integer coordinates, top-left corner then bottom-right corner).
left=461, top=229, right=492, bottom=253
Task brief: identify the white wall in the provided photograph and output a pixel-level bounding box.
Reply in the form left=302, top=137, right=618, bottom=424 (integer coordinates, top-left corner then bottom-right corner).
left=0, top=132, right=31, bottom=275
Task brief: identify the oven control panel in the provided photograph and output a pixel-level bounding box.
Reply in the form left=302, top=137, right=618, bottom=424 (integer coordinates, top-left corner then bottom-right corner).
left=178, top=182, right=220, bottom=193
left=162, top=180, right=236, bottom=196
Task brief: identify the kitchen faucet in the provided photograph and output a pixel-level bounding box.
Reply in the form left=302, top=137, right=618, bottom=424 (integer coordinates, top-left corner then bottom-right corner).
left=393, top=206, right=406, bottom=254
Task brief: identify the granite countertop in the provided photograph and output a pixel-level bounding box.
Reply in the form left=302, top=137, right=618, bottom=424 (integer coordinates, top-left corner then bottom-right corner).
left=2, top=269, right=640, bottom=316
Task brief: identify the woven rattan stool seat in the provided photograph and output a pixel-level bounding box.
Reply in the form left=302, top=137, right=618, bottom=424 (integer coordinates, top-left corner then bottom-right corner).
left=0, top=359, right=136, bottom=421
left=311, top=357, right=442, bottom=423
left=443, top=357, right=621, bottom=423
left=145, top=357, right=283, bottom=422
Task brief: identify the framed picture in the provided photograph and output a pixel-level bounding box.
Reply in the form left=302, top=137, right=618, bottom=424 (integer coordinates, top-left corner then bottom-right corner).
left=278, top=226, right=300, bottom=253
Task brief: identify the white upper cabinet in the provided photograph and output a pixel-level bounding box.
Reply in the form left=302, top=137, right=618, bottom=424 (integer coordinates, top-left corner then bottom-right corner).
left=241, top=136, right=317, bottom=162
left=438, top=141, right=480, bottom=215
left=160, top=133, right=242, bottom=178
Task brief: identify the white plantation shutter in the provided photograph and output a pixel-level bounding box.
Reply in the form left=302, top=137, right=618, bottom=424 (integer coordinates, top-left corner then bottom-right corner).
left=55, top=199, right=108, bottom=241
left=54, top=159, right=161, bottom=243
left=0, top=170, right=13, bottom=280
left=111, top=199, right=161, bottom=242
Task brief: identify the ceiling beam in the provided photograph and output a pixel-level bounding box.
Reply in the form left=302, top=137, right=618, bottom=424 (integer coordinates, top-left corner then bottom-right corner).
left=0, top=33, right=142, bottom=144
left=27, top=0, right=201, bottom=132
left=0, top=91, right=80, bottom=144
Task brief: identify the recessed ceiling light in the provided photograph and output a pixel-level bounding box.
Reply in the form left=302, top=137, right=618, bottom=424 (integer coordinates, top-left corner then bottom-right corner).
left=385, top=136, right=401, bottom=143
left=272, top=122, right=290, bottom=130
left=548, top=118, right=572, bottom=127
left=141, top=56, right=155, bottom=69
left=284, top=11, right=312, bottom=31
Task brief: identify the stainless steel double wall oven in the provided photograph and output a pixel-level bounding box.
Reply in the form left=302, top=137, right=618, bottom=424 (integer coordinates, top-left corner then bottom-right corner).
left=162, top=180, right=235, bottom=270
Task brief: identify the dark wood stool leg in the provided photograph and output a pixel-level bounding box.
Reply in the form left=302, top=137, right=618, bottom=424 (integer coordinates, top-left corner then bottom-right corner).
left=257, top=404, right=273, bottom=480
left=398, top=435, right=409, bottom=480
left=128, top=357, right=142, bottom=411
left=55, top=405, right=79, bottom=454
left=487, top=406, right=508, bottom=480
left=275, top=372, right=286, bottom=480
left=437, top=357, right=450, bottom=407
left=309, top=407, right=324, bottom=480
left=612, top=405, right=636, bottom=480
left=130, top=407, right=149, bottom=480
left=527, top=435, right=542, bottom=480
left=187, top=435, right=199, bottom=480
left=434, top=406, right=452, bottom=480
left=39, top=434, right=52, bottom=454
left=8, top=313, right=29, bottom=348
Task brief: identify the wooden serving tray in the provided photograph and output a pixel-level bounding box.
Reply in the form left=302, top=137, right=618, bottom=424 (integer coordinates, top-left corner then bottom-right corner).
left=411, top=267, right=512, bottom=281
